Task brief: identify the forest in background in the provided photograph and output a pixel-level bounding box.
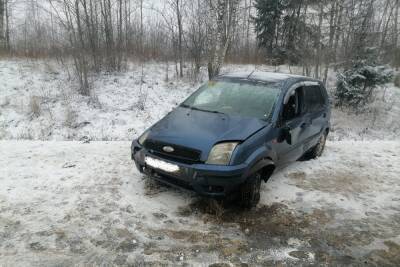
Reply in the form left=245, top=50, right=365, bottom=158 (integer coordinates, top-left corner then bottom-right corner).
left=0, top=0, right=399, bottom=100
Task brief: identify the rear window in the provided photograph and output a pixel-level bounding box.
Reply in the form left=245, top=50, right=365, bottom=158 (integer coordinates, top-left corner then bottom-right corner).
left=304, top=85, right=325, bottom=112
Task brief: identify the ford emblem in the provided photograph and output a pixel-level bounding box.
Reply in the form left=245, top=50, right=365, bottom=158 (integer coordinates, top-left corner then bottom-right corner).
left=163, top=146, right=175, bottom=153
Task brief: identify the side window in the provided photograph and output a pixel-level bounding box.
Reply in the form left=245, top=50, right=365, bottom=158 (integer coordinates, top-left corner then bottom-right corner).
left=282, top=87, right=303, bottom=122
left=304, top=86, right=325, bottom=112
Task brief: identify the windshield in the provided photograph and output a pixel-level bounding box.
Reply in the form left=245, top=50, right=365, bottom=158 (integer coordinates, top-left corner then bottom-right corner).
left=182, top=80, right=280, bottom=120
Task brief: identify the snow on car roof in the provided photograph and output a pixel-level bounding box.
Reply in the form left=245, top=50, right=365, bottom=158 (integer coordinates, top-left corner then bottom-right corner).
left=219, top=71, right=309, bottom=83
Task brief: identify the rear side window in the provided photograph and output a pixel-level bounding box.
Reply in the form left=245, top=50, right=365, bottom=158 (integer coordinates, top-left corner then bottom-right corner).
left=304, top=85, right=325, bottom=112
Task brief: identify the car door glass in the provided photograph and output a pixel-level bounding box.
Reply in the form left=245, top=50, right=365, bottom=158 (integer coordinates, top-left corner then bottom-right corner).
left=282, top=90, right=300, bottom=122
left=305, top=86, right=324, bottom=112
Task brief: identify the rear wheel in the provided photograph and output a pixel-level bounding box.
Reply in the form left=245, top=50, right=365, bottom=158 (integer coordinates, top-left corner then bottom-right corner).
left=239, top=172, right=262, bottom=209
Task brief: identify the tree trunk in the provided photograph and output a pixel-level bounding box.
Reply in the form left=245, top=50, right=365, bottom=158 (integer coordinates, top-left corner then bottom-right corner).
left=140, top=0, right=143, bottom=59
left=117, top=0, right=123, bottom=70
left=380, top=0, right=395, bottom=49
left=4, top=0, right=9, bottom=51
left=75, top=0, right=90, bottom=95
left=245, top=0, right=252, bottom=61
left=315, top=2, right=324, bottom=79
left=207, top=0, right=240, bottom=80
left=0, top=0, right=4, bottom=50
left=395, top=0, right=399, bottom=48
left=333, top=2, right=343, bottom=70
left=175, top=0, right=184, bottom=77
left=323, top=0, right=338, bottom=85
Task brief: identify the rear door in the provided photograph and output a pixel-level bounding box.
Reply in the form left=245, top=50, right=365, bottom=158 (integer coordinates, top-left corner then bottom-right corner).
left=302, top=84, right=327, bottom=150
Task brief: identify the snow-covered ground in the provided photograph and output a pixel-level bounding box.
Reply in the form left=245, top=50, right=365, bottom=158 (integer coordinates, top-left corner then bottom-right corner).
left=0, top=141, right=399, bottom=266
left=1, top=59, right=399, bottom=141
left=1, top=59, right=400, bottom=265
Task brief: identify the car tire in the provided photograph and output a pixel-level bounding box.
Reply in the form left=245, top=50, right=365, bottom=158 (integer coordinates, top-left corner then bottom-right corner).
left=240, top=172, right=262, bottom=209
left=306, top=133, right=327, bottom=159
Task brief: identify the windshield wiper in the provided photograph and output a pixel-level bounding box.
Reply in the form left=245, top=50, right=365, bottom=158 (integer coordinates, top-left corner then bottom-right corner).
left=181, top=104, right=226, bottom=115
left=207, top=109, right=227, bottom=115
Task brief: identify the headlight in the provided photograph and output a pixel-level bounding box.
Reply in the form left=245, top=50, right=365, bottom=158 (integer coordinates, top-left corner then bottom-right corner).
left=138, top=131, right=150, bottom=145
left=206, top=142, right=239, bottom=165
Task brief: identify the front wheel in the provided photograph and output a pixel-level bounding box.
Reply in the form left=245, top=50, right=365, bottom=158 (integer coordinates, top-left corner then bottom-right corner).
left=239, top=172, right=262, bottom=209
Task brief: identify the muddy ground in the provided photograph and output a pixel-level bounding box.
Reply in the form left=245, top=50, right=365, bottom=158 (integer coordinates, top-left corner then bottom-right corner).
left=0, top=141, right=399, bottom=266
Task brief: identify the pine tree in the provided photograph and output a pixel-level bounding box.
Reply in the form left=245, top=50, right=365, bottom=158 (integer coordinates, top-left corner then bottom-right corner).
left=335, top=48, right=393, bottom=110
left=254, top=0, right=285, bottom=55
left=254, top=0, right=312, bottom=65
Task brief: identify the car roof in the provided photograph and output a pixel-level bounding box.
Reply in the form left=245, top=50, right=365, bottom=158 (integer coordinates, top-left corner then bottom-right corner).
left=217, top=71, right=318, bottom=85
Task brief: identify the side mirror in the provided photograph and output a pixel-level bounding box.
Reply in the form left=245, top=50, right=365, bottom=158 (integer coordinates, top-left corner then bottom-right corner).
left=278, top=125, right=292, bottom=145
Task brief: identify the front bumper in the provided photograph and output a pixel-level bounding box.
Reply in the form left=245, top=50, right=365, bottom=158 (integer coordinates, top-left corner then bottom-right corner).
left=131, top=140, right=248, bottom=198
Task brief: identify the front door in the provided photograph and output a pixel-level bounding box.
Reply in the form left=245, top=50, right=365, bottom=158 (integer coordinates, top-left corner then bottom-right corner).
left=274, top=86, right=310, bottom=165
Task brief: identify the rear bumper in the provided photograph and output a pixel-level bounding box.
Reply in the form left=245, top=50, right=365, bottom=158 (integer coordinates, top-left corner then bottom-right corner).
left=131, top=140, right=248, bottom=198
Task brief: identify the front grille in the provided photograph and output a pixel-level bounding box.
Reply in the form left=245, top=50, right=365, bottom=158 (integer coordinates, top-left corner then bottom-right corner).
left=144, top=139, right=202, bottom=164
left=152, top=170, right=194, bottom=191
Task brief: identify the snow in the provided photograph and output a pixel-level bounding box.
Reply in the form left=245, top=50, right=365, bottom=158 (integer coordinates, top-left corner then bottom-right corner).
left=0, top=140, right=399, bottom=265
left=1, top=59, right=400, bottom=265
left=329, top=83, right=400, bottom=141
left=220, top=70, right=303, bottom=82
left=1, top=59, right=399, bottom=142
left=262, top=141, right=400, bottom=217
left=0, top=59, right=197, bottom=140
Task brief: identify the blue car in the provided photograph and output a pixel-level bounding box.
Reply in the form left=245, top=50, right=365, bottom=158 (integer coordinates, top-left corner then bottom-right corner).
left=131, top=71, right=331, bottom=208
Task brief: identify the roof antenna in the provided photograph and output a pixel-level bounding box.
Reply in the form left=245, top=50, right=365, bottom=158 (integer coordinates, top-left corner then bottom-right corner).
left=247, top=69, right=256, bottom=79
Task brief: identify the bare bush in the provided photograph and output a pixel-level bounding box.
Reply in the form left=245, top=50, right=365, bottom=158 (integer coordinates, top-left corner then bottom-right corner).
left=0, top=125, right=6, bottom=139
left=38, top=121, right=53, bottom=140
left=88, top=90, right=102, bottom=109
left=17, top=129, right=34, bottom=140
left=0, top=96, right=10, bottom=108
left=394, top=73, right=400, bottom=87
left=64, top=106, right=77, bottom=128
left=136, top=89, right=148, bottom=111
left=29, top=96, right=41, bottom=117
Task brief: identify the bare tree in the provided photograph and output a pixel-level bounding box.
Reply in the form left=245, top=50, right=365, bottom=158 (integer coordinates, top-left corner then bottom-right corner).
left=207, top=0, right=240, bottom=79
left=323, top=0, right=340, bottom=84
left=2, top=0, right=399, bottom=79
left=4, top=0, right=9, bottom=50
left=186, top=0, right=207, bottom=77
left=314, top=1, right=324, bottom=79
left=172, top=0, right=184, bottom=77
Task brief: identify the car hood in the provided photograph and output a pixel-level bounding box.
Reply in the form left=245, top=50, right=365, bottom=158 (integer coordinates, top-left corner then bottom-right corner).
left=147, top=107, right=268, bottom=158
